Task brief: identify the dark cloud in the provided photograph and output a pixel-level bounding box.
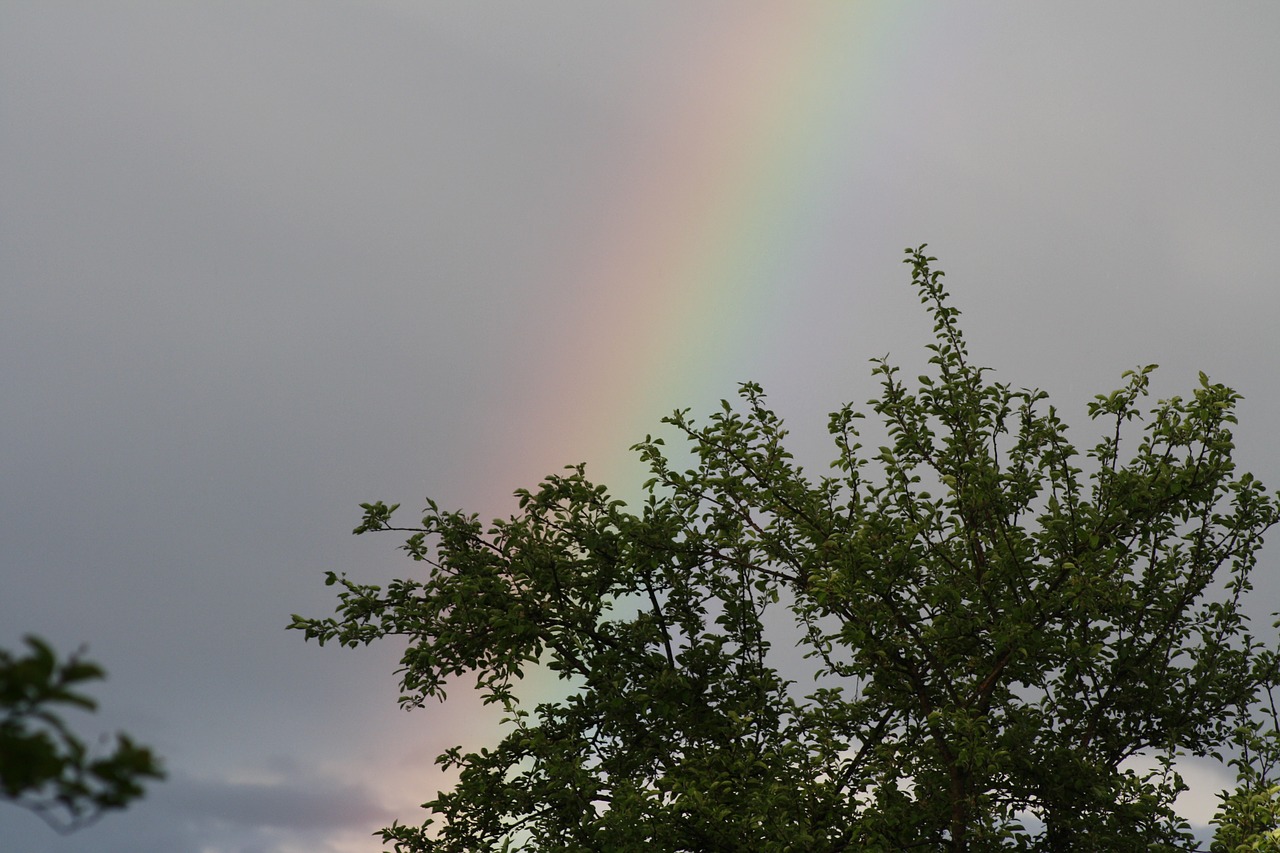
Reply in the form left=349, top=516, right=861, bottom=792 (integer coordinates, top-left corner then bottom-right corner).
left=162, top=771, right=396, bottom=832
left=0, top=767, right=395, bottom=853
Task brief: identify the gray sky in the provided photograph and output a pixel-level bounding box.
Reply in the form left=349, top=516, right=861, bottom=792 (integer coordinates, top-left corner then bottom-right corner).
left=3, top=3, right=1279, bottom=850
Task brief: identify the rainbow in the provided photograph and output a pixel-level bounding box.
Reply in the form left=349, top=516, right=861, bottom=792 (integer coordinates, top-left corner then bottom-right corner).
left=486, top=3, right=931, bottom=492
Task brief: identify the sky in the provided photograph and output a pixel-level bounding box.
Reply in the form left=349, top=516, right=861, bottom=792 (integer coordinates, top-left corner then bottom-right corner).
left=2, top=3, right=1279, bottom=850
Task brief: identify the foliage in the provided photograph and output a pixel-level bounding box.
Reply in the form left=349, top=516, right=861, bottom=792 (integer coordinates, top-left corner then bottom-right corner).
left=1211, top=707, right=1280, bottom=852
left=293, top=247, right=1280, bottom=851
left=0, top=635, right=164, bottom=833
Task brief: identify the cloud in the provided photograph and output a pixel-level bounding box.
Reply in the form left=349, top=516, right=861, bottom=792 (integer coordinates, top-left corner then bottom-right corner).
left=162, top=771, right=397, bottom=833
left=0, top=762, right=400, bottom=853
left=154, top=753, right=396, bottom=835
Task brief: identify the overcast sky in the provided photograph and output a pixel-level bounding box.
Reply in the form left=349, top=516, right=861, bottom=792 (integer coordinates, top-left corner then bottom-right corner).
left=3, top=4, right=1280, bottom=851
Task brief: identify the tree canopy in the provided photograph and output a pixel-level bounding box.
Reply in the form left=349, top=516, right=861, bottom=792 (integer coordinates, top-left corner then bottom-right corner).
left=293, top=248, right=1280, bottom=851
left=0, top=635, right=164, bottom=833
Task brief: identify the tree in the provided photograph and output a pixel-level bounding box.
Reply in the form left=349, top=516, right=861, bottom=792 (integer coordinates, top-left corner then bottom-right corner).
left=292, top=247, right=1280, bottom=851
left=0, top=635, right=164, bottom=833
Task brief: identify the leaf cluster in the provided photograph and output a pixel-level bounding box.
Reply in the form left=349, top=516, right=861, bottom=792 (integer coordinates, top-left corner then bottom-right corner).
left=0, top=635, right=164, bottom=833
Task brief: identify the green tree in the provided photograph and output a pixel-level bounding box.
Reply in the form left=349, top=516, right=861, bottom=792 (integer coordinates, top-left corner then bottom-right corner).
left=293, top=247, right=1280, bottom=851
left=0, top=635, right=164, bottom=833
